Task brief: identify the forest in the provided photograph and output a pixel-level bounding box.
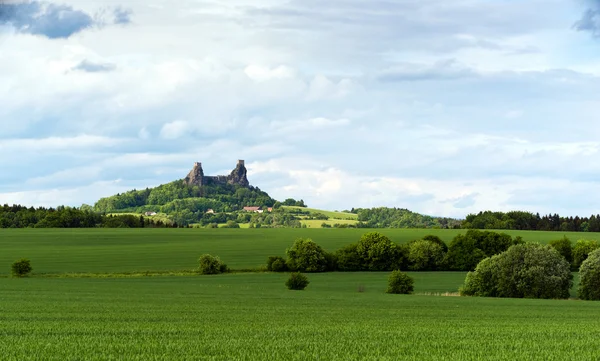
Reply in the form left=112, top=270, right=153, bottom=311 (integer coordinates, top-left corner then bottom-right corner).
left=0, top=205, right=175, bottom=228
left=463, top=211, right=600, bottom=232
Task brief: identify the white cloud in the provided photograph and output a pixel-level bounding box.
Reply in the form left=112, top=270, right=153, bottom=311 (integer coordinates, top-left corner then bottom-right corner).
left=0, top=135, right=125, bottom=152
left=244, top=64, right=296, bottom=81
left=1, top=0, right=600, bottom=217
left=160, top=120, right=189, bottom=139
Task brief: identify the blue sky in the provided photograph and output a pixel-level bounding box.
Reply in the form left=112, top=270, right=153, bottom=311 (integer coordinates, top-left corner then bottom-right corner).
left=1, top=0, right=600, bottom=217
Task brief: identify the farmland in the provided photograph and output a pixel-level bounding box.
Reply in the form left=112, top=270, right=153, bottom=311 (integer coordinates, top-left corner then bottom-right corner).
left=0, top=272, right=598, bottom=360
left=1, top=228, right=599, bottom=274
left=2, top=228, right=600, bottom=360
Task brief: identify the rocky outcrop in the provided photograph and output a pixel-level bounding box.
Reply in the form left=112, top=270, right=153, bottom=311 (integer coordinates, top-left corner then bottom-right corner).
left=184, top=162, right=204, bottom=186
left=184, top=160, right=249, bottom=187
left=227, top=160, right=249, bottom=187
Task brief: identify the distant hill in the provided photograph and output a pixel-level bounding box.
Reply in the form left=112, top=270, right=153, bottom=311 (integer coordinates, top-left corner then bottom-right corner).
left=90, top=160, right=462, bottom=229
left=93, top=160, right=277, bottom=225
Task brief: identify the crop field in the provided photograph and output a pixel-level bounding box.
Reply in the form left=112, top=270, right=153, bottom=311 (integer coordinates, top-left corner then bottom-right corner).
left=0, top=228, right=599, bottom=360
left=0, top=271, right=597, bottom=360
left=1, top=228, right=599, bottom=274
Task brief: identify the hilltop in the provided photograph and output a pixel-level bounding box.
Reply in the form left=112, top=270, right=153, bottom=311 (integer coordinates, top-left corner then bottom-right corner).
left=93, top=160, right=278, bottom=226
left=88, top=160, right=461, bottom=229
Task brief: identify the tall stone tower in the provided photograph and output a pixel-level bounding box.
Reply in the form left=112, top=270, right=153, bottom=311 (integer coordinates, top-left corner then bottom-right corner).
left=228, top=160, right=249, bottom=187
left=184, top=162, right=204, bottom=186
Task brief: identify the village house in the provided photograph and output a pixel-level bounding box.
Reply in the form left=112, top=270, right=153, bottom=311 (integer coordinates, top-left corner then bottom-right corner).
left=206, top=209, right=215, bottom=214
left=145, top=212, right=157, bottom=216
left=243, top=206, right=262, bottom=213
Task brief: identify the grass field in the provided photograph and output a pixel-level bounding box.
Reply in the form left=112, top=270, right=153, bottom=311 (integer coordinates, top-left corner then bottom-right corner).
left=1, top=228, right=599, bottom=274
left=0, top=272, right=598, bottom=360
left=282, top=206, right=358, bottom=220
left=2, top=228, right=600, bottom=359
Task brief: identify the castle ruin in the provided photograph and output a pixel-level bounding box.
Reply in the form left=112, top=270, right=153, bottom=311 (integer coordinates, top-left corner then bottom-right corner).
left=184, top=160, right=249, bottom=187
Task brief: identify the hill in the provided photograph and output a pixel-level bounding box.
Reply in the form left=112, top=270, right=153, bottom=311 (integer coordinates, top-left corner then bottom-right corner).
left=93, top=160, right=277, bottom=226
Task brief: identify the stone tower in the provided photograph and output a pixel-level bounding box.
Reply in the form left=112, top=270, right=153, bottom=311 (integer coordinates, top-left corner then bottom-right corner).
left=183, top=160, right=249, bottom=187
left=228, top=160, right=249, bottom=187
left=184, top=162, right=204, bottom=186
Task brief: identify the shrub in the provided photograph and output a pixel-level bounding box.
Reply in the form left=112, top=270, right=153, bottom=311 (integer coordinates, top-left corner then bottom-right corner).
left=460, top=243, right=572, bottom=299
left=572, top=239, right=600, bottom=269
left=578, top=248, right=600, bottom=300
left=223, top=220, right=240, bottom=229
left=422, top=235, right=448, bottom=252
left=11, top=259, right=32, bottom=277
left=356, top=232, right=401, bottom=271
left=286, top=238, right=328, bottom=272
left=266, top=256, right=288, bottom=272
left=408, top=240, right=446, bottom=271
left=198, top=254, right=228, bottom=275
left=286, top=272, right=309, bottom=290
left=446, top=230, right=519, bottom=271
left=324, top=252, right=338, bottom=272
left=548, top=236, right=573, bottom=265
left=386, top=270, right=414, bottom=294
left=335, top=243, right=362, bottom=271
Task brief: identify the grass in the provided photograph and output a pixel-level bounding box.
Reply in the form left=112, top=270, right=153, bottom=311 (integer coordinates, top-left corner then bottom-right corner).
left=0, top=272, right=597, bottom=360
left=282, top=206, right=358, bottom=220
left=1, top=228, right=599, bottom=274
left=1, top=228, right=598, bottom=359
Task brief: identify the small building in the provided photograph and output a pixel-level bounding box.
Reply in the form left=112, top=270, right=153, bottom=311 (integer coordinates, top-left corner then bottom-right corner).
left=206, top=209, right=215, bottom=214
left=145, top=212, right=157, bottom=216
left=267, top=207, right=273, bottom=212
left=243, top=206, right=261, bottom=213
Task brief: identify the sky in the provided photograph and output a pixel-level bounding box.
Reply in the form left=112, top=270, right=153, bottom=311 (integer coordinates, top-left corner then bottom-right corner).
left=1, top=0, right=600, bottom=218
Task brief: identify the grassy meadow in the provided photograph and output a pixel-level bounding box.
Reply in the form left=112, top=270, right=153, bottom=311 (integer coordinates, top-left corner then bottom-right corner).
left=2, top=228, right=600, bottom=359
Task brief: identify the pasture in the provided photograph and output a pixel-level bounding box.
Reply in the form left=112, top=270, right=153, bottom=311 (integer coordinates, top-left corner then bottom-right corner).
left=1, top=228, right=599, bottom=274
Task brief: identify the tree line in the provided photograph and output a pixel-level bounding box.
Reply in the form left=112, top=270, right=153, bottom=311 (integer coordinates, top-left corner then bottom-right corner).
left=463, top=211, right=600, bottom=232
left=265, top=230, right=526, bottom=273
left=0, top=205, right=177, bottom=228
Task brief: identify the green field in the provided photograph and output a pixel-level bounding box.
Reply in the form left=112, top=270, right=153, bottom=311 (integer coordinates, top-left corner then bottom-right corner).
left=1, top=228, right=598, bottom=274
left=2, top=228, right=600, bottom=360
left=0, top=272, right=598, bottom=360
left=282, top=206, right=358, bottom=220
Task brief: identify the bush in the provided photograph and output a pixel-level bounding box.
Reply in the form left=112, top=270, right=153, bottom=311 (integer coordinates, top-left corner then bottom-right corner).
left=446, top=230, right=520, bottom=271
left=578, top=248, right=600, bottom=300
left=11, top=259, right=32, bottom=277
left=223, top=220, right=240, bottom=229
left=460, top=243, right=572, bottom=299
left=266, top=256, right=288, bottom=272
left=198, top=254, right=228, bottom=275
left=572, top=239, right=600, bottom=269
left=286, top=238, right=328, bottom=272
left=286, top=272, right=309, bottom=290
left=356, top=232, right=401, bottom=271
left=386, top=270, right=414, bottom=294
left=335, top=243, right=362, bottom=271
left=422, top=235, right=448, bottom=252
left=548, top=236, right=573, bottom=265
left=408, top=240, right=446, bottom=271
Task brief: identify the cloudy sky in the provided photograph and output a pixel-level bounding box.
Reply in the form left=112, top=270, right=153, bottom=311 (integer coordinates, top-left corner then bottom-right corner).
left=1, top=0, right=600, bottom=217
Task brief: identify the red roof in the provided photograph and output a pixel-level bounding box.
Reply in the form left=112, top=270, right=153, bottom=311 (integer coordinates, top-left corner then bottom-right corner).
left=243, top=206, right=261, bottom=211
